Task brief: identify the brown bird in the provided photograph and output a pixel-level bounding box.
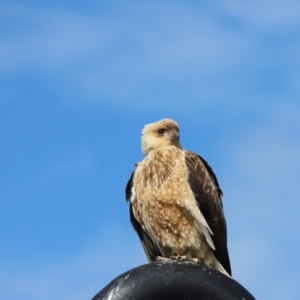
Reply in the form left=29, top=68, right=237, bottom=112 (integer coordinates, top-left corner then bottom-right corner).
left=125, top=119, right=231, bottom=276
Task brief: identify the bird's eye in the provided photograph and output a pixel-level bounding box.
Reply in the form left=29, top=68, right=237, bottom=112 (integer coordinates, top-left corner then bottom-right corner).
left=157, top=128, right=166, bottom=134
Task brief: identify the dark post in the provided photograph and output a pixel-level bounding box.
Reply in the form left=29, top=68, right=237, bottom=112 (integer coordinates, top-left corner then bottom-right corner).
left=91, top=261, right=255, bottom=300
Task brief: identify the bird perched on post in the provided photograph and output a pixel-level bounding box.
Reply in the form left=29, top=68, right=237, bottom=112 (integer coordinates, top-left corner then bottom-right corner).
left=125, top=119, right=231, bottom=276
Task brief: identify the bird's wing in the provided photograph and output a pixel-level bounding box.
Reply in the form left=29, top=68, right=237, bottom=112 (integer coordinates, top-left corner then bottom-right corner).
left=184, top=151, right=232, bottom=275
left=125, top=168, right=162, bottom=262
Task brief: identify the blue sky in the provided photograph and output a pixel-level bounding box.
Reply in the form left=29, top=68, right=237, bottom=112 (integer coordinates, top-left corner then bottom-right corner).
left=1, top=1, right=300, bottom=299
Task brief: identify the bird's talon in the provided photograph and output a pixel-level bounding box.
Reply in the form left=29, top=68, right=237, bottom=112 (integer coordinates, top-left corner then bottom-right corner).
left=171, top=255, right=187, bottom=261
left=155, top=256, right=170, bottom=262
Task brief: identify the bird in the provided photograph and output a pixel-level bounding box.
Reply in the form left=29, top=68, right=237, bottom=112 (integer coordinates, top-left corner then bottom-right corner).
left=125, top=119, right=231, bottom=276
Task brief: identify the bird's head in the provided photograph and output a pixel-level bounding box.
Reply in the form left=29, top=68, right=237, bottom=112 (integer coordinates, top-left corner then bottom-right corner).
left=141, top=119, right=182, bottom=155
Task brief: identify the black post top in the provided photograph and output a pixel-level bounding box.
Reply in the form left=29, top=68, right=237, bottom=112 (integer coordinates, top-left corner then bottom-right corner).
left=92, top=261, right=255, bottom=300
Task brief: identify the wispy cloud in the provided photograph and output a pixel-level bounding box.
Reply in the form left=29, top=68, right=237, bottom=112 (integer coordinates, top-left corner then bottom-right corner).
left=1, top=1, right=299, bottom=111
left=1, top=2, right=300, bottom=299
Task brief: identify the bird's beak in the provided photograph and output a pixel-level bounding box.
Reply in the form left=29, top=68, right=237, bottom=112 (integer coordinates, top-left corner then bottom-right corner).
left=168, top=129, right=179, bottom=141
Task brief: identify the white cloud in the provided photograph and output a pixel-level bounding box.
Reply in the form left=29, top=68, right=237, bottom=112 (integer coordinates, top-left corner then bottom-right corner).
left=1, top=4, right=300, bottom=298
left=0, top=3, right=104, bottom=74
left=1, top=1, right=299, bottom=111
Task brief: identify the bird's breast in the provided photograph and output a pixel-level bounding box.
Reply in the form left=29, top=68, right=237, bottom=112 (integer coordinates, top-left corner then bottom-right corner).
left=132, top=148, right=201, bottom=249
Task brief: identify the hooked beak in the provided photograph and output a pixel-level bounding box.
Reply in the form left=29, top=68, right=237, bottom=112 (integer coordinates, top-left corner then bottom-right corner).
left=167, top=129, right=179, bottom=141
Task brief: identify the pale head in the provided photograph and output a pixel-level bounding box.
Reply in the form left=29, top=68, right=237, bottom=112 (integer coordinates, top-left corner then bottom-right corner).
left=141, top=119, right=182, bottom=155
